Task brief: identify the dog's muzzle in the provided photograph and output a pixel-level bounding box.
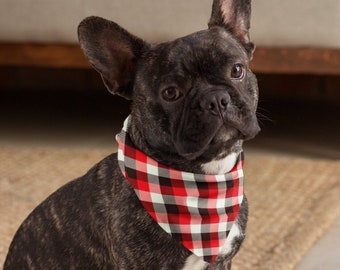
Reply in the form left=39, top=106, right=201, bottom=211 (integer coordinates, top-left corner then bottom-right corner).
left=199, top=90, right=260, bottom=140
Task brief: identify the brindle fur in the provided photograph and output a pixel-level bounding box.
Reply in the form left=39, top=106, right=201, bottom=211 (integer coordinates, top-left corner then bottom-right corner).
left=4, top=1, right=259, bottom=269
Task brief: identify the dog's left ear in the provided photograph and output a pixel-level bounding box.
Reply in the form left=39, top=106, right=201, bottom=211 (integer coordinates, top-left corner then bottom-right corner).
left=208, top=0, right=255, bottom=58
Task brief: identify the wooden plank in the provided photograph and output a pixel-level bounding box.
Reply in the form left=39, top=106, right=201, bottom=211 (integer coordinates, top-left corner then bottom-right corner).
left=1, top=43, right=340, bottom=74
left=0, top=43, right=90, bottom=68
left=251, top=47, right=340, bottom=75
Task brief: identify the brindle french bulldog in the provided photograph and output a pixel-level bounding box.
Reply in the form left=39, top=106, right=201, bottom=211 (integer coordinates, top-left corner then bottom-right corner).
left=4, top=0, right=260, bottom=269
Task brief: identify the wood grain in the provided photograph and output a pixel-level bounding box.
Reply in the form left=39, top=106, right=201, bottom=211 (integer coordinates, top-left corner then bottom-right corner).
left=0, top=43, right=90, bottom=68
left=1, top=43, right=340, bottom=74
left=251, top=47, right=340, bottom=75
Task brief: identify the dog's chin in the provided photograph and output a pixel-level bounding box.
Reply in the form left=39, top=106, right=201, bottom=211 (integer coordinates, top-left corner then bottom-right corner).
left=174, top=117, right=260, bottom=161
left=175, top=138, right=212, bottom=161
left=175, top=126, right=241, bottom=161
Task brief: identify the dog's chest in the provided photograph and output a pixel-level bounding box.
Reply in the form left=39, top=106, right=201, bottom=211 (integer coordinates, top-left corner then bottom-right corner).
left=182, top=221, right=242, bottom=269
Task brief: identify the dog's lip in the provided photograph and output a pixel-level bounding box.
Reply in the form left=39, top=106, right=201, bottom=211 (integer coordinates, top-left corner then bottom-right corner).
left=223, top=113, right=260, bottom=141
left=175, top=125, right=233, bottom=161
left=176, top=122, right=259, bottom=161
left=174, top=111, right=260, bottom=161
left=229, top=121, right=261, bottom=141
left=177, top=147, right=208, bottom=161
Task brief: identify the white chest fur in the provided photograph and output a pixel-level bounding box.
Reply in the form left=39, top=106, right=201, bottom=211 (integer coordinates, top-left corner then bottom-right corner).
left=182, top=254, right=209, bottom=270
left=201, top=152, right=238, bottom=175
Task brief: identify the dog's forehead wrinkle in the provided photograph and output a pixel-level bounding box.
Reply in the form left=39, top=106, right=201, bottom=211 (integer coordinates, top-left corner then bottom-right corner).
left=153, top=29, right=243, bottom=60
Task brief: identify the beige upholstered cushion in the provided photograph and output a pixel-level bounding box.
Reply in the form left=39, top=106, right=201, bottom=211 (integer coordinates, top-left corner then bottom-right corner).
left=0, top=0, right=339, bottom=47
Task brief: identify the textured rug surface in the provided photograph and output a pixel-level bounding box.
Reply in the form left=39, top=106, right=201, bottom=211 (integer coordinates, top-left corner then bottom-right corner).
left=1, top=146, right=339, bottom=269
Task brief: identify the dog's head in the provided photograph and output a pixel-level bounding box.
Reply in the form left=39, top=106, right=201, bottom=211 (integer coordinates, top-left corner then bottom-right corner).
left=78, top=0, right=260, bottom=166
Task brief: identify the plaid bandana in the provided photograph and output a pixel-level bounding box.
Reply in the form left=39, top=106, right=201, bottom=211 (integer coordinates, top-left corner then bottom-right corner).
left=116, top=116, right=244, bottom=263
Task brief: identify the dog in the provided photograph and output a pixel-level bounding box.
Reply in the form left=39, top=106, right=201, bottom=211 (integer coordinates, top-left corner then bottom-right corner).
left=4, top=0, right=260, bottom=269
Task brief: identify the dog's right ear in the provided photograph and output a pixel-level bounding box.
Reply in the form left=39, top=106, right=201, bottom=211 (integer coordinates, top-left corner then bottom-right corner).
left=78, top=16, right=149, bottom=99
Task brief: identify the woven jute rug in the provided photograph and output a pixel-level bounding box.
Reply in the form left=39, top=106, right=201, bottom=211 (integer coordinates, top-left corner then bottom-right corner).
left=1, top=145, right=339, bottom=269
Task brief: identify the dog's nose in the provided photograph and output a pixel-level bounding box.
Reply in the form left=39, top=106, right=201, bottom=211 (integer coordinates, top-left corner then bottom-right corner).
left=200, top=92, right=230, bottom=116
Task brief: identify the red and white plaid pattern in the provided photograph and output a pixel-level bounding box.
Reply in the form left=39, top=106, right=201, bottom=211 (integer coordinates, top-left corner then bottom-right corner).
left=116, top=116, right=244, bottom=263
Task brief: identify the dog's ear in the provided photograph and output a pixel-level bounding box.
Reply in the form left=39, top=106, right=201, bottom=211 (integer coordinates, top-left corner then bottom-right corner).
left=208, top=0, right=255, bottom=58
left=78, top=16, right=149, bottom=99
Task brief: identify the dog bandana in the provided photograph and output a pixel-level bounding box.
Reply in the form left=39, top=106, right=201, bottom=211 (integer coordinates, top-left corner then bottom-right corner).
left=116, top=116, right=244, bottom=263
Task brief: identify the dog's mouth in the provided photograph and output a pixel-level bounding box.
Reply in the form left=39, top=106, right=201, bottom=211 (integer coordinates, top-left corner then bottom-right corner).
left=225, top=113, right=260, bottom=141
left=174, top=125, right=237, bottom=161
left=174, top=111, right=260, bottom=161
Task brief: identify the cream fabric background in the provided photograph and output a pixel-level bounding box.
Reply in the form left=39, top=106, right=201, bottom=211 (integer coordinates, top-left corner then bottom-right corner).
left=0, top=0, right=339, bottom=47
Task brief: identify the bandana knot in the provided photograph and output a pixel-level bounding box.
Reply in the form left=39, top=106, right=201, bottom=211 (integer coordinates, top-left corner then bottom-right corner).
left=116, top=116, right=244, bottom=263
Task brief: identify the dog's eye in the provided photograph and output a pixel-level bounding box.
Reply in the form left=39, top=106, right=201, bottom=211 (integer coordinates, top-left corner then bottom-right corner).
left=230, top=64, right=245, bottom=80
left=161, top=87, right=183, bottom=102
